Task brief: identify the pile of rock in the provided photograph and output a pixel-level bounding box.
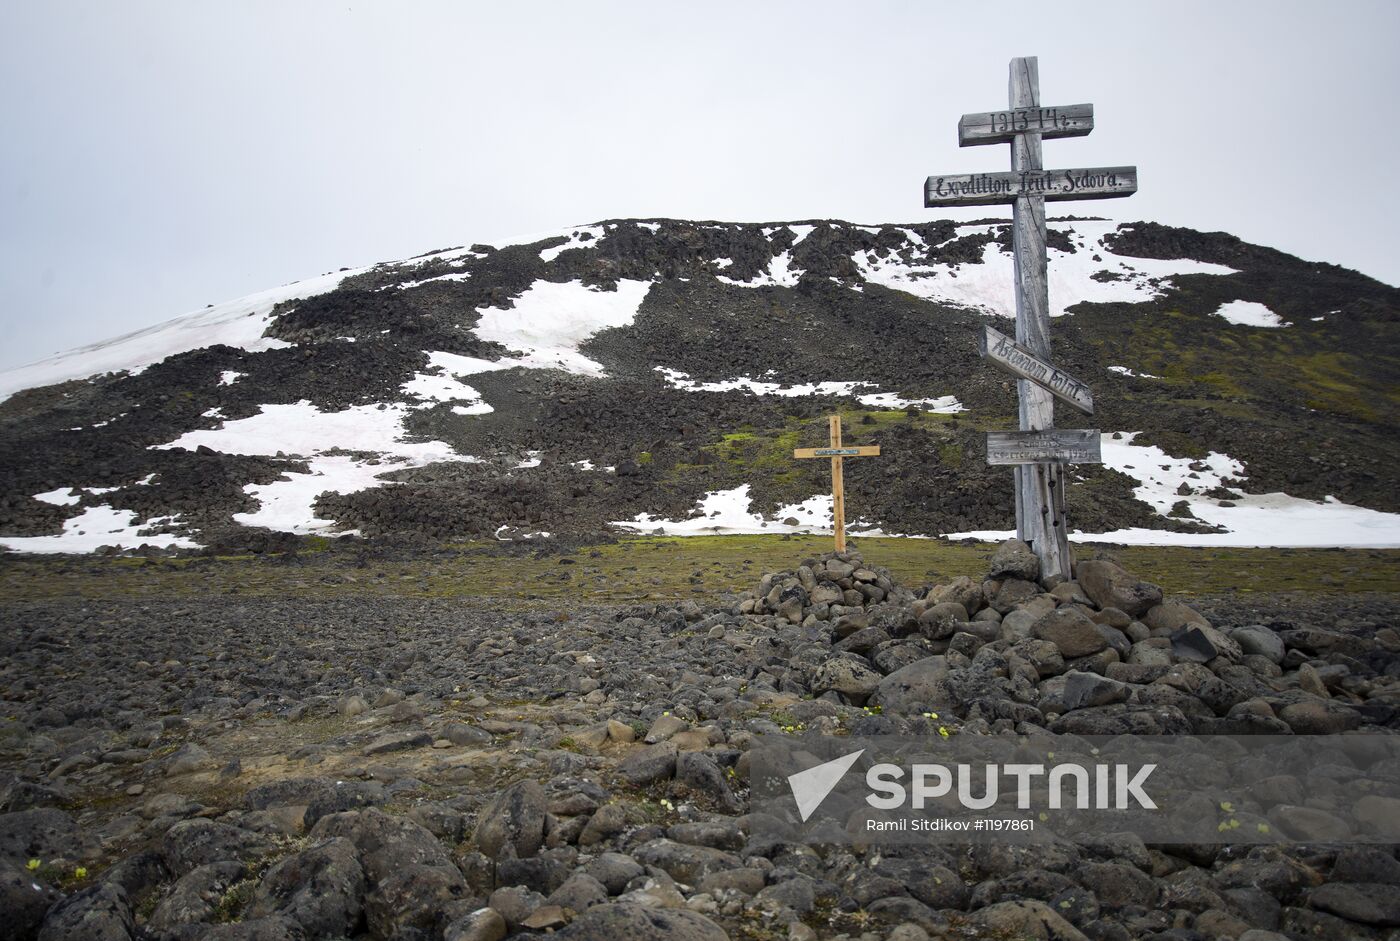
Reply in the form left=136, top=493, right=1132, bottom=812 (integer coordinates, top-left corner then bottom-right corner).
left=737, top=551, right=912, bottom=625
left=743, top=539, right=1388, bottom=738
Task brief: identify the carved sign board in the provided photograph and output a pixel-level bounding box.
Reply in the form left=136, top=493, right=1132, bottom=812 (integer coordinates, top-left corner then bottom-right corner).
left=986, top=429, right=1102, bottom=465
left=794, top=446, right=880, bottom=459
left=924, top=166, right=1137, bottom=207
left=959, top=103, right=1093, bottom=146
left=978, top=325, right=1094, bottom=415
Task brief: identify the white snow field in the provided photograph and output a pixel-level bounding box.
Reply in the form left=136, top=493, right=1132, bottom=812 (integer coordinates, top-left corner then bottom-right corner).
left=152, top=401, right=477, bottom=536
left=0, top=504, right=200, bottom=554
left=0, top=267, right=375, bottom=404
left=850, top=220, right=1238, bottom=318
left=655, top=368, right=964, bottom=413
left=1212, top=299, right=1286, bottom=327
left=943, top=432, right=1400, bottom=548
left=474, top=278, right=654, bottom=377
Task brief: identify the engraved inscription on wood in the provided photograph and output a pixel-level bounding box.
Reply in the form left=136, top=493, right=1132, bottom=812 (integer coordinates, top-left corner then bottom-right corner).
left=959, top=103, right=1094, bottom=146
left=978, top=325, right=1094, bottom=415
left=986, top=429, right=1102, bottom=465
left=924, top=166, right=1137, bottom=207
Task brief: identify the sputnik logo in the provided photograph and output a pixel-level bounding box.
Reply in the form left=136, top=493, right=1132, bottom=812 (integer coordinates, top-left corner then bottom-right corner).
left=787, top=749, right=865, bottom=822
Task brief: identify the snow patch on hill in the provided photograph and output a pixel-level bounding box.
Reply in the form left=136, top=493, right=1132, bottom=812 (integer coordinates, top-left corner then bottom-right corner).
left=1213, top=300, right=1285, bottom=327
left=947, top=432, right=1400, bottom=548
left=855, top=220, right=1238, bottom=318
left=656, top=368, right=964, bottom=412
left=0, top=267, right=373, bottom=404
left=611, top=485, right=913, bottom=538
left=151, top=400, right=478, bottom=536
left=0, top=505, right=200, bottom=554
left=614, top=485, right=833, bottom=536
left=475, top=278, right=653, bottom=377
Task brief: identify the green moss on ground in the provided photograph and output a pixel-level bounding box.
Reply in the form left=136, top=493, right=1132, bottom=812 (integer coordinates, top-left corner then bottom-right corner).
left=1, top=537, right=1396, bottom=605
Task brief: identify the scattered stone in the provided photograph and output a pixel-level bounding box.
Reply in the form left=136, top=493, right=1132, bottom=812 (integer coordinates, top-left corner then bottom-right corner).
left=442, top=722, right=492, bottom=746
left=618, top=742, right=679, bottom=786
left=247, top=836, right=365, bottom=937
left=633, top=839, right=743, bottom=885
left=873, top=657, right=950, bottom=714
left=554, top=902, right=729, bottom=941
left=1032, top=608, right=1108, bottom=658
left=1076, top=560, right=1162, bottom=617
left=36, top=883, right=135, bottom=941
left=148, top=861, right=247, bottom=931
left=362, top=730, right=432, bottom=756
left=810, top=658, right=882, bottom=701
left=644, top=714, right=689, bottom=744
left=1061, top=672, right=1131, bottom=711
left=1231, top=626, right=1286, bottom=663
left=988, top=539, right=1040, bottom=582
left=444, top=907, right=508, bottom=941
left=1309, top=882, right=1400, bottom=927
left=578, top=804, right=629, bottom=847
left=473, top=779, right=547, bottom=860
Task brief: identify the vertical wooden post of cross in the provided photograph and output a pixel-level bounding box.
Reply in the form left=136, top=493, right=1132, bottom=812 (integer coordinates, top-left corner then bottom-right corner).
left=792, top=415, right=881, bottom=554
left=1008, top=57, right=1072, bottom=580
left=828, top=415, right=847, bottom=552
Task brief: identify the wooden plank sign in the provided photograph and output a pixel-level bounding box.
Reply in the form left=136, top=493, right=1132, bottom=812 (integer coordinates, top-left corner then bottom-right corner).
left=792, top=416, right=881, bottom=553
left=924, top=167, right=1137, bottom=207
left=987, top=429, right=1102, bottom=465
left=793, top=446, right=880, bottom=459
left=979, top=324, right=1094, bottom=415
left=959, top=103, right=1093, bottom=146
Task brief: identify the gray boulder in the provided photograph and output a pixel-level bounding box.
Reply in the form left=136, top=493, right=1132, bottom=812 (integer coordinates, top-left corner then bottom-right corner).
left=248, top=837, right=365, bottom=938
left=554, top=902, right=729, bottom=941
left=633, top=838, right=742, bottom=885
left=872, top=657, right=951, bottom=714
left=1032, top=608, right=1108, bottom=658
left=148, top=861, right=247, bottom=931
left=1075, top=560, right=1162, bottom=617
left=162, top=819, right=271, bottom=876
left=311, top=808, right=469, bottom=939
left=37, top=883, right=135, bottom=941
left=472, top=780, right=547, bottom=860
left=988, top=539, right=1040, bottom=582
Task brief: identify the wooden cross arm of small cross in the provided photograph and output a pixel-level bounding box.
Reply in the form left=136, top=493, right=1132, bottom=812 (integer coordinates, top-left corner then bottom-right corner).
left=792, top=446, right=881, bottom=459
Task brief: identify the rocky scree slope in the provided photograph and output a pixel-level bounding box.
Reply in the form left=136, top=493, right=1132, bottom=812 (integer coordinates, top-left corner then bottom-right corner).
left=0, top=218, right=1395, bottom=552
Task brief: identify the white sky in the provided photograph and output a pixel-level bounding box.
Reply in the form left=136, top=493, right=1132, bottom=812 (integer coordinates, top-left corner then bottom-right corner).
left=1, top=0, right=1396, bottom=372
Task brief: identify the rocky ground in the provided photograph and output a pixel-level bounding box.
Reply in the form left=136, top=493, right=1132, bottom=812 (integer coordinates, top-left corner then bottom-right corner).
left=2, top=546, right=1399, bottom=940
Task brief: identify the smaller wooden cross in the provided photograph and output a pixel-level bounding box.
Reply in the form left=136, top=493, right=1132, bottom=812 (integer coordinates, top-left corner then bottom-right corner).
left=793, top=415, right=880, bottom=553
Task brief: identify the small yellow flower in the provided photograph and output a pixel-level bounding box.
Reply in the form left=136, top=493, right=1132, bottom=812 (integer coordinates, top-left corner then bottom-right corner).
left=1257, top=823, right=1271, bottom=834
left=73, top=867, right=87, bottom=879
left=938, top=726, right=950, bottom=738
left=26, top=859, right=39, bottom=871
left=1219, top=801, right=1234, bottom=812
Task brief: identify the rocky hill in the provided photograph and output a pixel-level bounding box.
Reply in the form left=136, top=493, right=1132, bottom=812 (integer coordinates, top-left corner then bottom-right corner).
left=1, top=217, right=1397, bottom=554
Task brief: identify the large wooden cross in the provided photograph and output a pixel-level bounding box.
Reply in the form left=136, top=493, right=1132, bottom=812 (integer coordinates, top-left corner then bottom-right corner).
left=925, top=56, right=1135, bottom=580
left=793, top=414, right=880, bottom=554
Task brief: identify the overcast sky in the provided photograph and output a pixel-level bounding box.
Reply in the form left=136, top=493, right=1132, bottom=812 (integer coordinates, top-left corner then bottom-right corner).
left=1, top=0, right=1396, bottom=372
